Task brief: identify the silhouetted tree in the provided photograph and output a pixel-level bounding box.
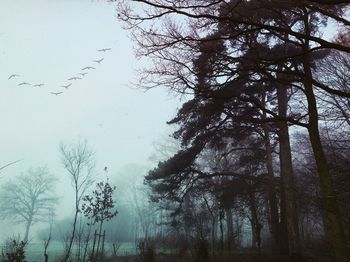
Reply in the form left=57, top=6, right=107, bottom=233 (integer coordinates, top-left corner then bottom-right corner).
left=81, top=181, right=118, bottom=232
left=118, top=1, right=350, bottom=260
left=81, top=181, right=118, bottom=261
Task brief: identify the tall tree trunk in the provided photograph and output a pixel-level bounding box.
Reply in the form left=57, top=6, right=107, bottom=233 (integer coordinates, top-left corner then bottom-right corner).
left=226, top=207, right=234, bottom=250
left=301, top=10, right=350, bottom=262
left=304, top=75, right=350, bottom=262
left=262, top=95, right=281, bottom=252
left=219, top=209, right=224, bottom=253
left=277, top=84, right=302, bottom=257
left=248, top=192, right=261, bottom=250
left=279, top=179, right=289, bottom=254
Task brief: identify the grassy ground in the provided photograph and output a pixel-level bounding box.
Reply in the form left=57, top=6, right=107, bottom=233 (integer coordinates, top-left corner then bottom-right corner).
left=9, top=242, right=334, bottom=262
left=23, top=241, right=137, bottom=261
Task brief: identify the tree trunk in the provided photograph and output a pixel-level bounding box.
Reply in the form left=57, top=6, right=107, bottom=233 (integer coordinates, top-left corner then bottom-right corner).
left=219, top=209, right=224, bottom=253
left=23, top=217, right=32, bottom=243
left=279, top=179, right=289, bottom=254
left=64, top=189, right=79, bottom=262
left=96, top=221, right=103, bottom=261
left=305, top=80, right=350, bottom=262
left=249, top=192, right=261, bottom=250
left=226, top=207, right=234, bottom=250
left=301, top=10, right=350, bottom=262
left=262, top=97, right=280, bottom=252
left=211, top=217, right=216, bottom=258
left=277, top=84, right=302, bottom=257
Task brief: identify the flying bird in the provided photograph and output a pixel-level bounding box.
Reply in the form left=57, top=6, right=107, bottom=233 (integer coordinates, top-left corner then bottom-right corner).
left=33, top=83, right=44, bottom=87
left=8, top=74, right=19, bottom=80
left=50, top=92, right=63, bottom=96
left=97, top=48, right=111, bottom=52
left=79, top=73, right=87, bottom=76
left=18, top=82, right=30, bottom=86
left=61, top=83, right=72, bottom=89
left=104, top=166, right=108, bottom=172
left=82, top=66, right=95, bottom=70
left=68, top=77, right=82, bottom=80
left=93, top=58, right=104, bottom=64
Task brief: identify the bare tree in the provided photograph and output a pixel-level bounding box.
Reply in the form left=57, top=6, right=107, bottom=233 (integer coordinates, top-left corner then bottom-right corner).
left=60, top=139, right=95, bottom=262
left=0, top=166, right=58, bottom=242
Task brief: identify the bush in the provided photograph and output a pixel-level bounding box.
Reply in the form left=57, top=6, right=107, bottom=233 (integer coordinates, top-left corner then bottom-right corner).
left=1, top=238, right=26, bottom=262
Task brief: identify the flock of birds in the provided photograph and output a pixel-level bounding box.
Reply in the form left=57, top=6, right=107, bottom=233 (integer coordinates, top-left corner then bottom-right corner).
left=7, top=48, right=112, bottom=96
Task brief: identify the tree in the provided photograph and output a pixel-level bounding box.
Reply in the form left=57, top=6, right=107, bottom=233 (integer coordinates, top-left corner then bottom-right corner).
left=0, top=167, right=57, bottom=242
left=118, top=1, right=350, bottom=260
left=60, top=139, right=95, bottom=262
left=81, top=181, right=118, bottom=261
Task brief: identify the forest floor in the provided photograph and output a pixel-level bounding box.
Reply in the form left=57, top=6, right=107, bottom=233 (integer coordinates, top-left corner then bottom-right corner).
left=108, top=250, right=335, bottom=262
left=21, top=241, right=335, bottom=262
left=23, top=241, right=136, bottom=261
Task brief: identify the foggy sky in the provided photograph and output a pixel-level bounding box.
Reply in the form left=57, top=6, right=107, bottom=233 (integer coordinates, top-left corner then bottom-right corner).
left=0, top=0, right=180, bottom=238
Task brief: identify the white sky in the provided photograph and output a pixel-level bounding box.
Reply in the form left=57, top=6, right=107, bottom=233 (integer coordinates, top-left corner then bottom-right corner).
left=0, top=0, right=180, bottom=237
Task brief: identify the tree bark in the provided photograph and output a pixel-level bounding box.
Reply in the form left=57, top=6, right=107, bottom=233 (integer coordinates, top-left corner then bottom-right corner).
left=277, top=84, right=302, bottom=257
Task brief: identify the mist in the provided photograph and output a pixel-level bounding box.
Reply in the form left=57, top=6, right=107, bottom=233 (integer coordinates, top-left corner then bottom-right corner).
left=1, top=1, right=350, bottom=262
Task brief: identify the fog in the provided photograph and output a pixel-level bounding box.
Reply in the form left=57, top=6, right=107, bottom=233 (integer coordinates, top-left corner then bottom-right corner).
left=1, top=1, right=350, bottom=262
left=0, top=0, right=178, bottom=240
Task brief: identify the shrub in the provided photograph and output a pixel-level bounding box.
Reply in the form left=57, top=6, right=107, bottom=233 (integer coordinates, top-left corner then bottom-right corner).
left=1, top=238, right=26, bottom=262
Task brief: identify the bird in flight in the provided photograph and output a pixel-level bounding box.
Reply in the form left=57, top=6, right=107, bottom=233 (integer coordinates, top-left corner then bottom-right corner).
left=93, top=58, right=104, bottom=64
left=61, top=83, right=72, bottom=89
left=8, top=74, right=19, bottom=80
left=79, top=73, right=87, bottom=77
left=33, top=83, right=44, bottom=87
left=104, top=166, right=108, bottom=172
left=82, top=66, right=95, bottom=70
left=18, top=82, right=30, bottom=86
left=97, top=48, right=111, bottom=52
left=68, top=77, right=82, bottom=81
left=50, top=91, right=63, bottom=96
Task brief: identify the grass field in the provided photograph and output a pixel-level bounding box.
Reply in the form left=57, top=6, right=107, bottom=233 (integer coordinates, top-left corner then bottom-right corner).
left=22, top=241, right=137, bottom=262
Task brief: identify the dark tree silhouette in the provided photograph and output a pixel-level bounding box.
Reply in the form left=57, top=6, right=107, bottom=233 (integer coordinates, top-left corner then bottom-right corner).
left=81, top=181, right=118, bottom=228
left=118, top=1, right=350, bottom=260
left=81, top=181, right=118, bottom=261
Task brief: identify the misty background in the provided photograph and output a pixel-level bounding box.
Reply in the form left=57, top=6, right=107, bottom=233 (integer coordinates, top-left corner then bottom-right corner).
left=0, top=0, right=179, bottom=239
